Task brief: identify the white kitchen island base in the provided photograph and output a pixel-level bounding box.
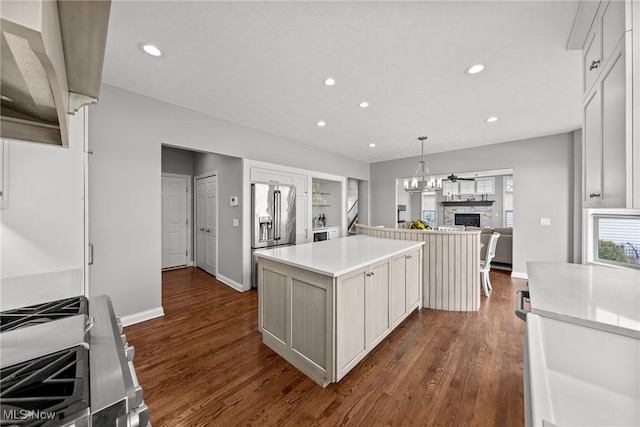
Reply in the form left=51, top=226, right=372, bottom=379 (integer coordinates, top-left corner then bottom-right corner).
left=256, top=236, right=424, bottom=387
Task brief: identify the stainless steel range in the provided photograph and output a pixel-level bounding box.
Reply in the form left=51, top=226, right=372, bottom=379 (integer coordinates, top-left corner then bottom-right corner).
left=0, top=295, right=149, bottom=426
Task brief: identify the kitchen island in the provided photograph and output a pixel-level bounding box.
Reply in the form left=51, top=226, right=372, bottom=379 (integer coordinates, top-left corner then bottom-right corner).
left=255, top=235, right=424, bottom=387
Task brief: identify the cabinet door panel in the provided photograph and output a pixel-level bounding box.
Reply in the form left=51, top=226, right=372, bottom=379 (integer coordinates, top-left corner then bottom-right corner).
left=336, top=270, right=366, bottom=375
left=261, top=268, right=288, bottom=343
left=584, top=90, right=602, bottom=204
left=366, top=262, right=390, bottom=347
left=296, top=195, right=308, bottom=244
left=405, top=249, right=421, bottom=309
left=250, top=167, right=293, bottom=185
left=291, top=279, right=326, bottom=368
left=390, top=255, right=406, bottom=324
left=583, top=27, right=600, bottom=93
left=601, top=49, right=626, bottom=207
left=601, top=0, right=625, bottom=64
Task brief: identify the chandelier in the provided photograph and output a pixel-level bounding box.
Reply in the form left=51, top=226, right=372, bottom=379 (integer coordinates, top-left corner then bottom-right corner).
left=403, top=136, right=442, bottom=193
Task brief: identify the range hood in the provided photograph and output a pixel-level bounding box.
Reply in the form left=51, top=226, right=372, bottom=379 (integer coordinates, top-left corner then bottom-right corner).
left=0, top=0, right=110, bottom=147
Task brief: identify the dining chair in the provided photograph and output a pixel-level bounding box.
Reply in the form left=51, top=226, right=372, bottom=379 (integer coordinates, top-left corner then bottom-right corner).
left=481, top=232, right=500, bottom=297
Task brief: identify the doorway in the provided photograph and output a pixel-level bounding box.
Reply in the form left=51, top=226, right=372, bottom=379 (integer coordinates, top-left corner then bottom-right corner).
left=195, top=173, right=217, bottom=277
left=161, top=174, right=191, bottom=269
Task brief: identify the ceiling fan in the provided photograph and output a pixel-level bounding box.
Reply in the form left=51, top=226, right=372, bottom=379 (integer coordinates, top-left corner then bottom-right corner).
left=446, top=173, right=475, bottom=182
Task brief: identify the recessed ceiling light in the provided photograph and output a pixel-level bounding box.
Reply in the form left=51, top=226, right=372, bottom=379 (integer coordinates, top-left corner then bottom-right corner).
left=316, top=121, right=326, bottom=127
left=485, top=116, right=499, bottom=123
left=140, top=43, right=163, bottom=57
left=369, top=143, right=376, bottom=148
left=324, top=78, right=335, bottom=86
left=360, top=101, right=369, bottom=108
left=465, top=64, right=485, bottom=75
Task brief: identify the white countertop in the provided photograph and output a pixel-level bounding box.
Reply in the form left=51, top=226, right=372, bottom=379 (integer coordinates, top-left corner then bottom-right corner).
left=0, top=269, right=84, bottom=311
left=527, top=262, right=640, bottom=339
left=255, top=235, right=424, bottom=277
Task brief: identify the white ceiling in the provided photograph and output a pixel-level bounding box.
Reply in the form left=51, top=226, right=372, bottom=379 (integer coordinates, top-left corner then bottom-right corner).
left=102, top=0, right=582, bottom=163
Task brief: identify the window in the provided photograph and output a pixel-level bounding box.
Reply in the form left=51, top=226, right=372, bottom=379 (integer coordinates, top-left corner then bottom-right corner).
left=459, top=180, right=475, bottom=194
left=584, top=209, right=640, bottom=269
left=503, top=176, right=513, bottom=227
left=442, top=180, right=458, bottom=195
left=505, top=210, right=514, bottom=227
left=475, top=177, right=494, bottom=194
left=505, top=177, right=514, bottom=193
left=423, top=210, right=436, bottom=228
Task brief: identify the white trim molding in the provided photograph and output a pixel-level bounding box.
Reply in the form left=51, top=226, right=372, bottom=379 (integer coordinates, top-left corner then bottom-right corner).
left=511, top=271, right=529, bottom=280
left=121, top=306, right=164, bottom=327
left=216, top=273, right=247, bottom=292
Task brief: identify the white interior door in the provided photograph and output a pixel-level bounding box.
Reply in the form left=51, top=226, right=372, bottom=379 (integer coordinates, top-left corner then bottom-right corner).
left=196, top=174, right=217, bottom=276
left=162, top=175, right=188, bottom=269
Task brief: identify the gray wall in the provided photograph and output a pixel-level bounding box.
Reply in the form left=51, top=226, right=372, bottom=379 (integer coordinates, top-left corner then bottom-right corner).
left=193, top=151, right=243, bottom=284
left=162, top=146, right=194, bottom=176
left=89, top=84, right=368, bottom=317
left=370, top=132, right=577, bottom=276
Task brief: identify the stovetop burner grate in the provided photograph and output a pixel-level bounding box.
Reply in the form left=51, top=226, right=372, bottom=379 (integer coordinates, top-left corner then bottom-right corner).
left=0, top=346, right=89, bottom=427
left=0, top=297, right=88, bottom=333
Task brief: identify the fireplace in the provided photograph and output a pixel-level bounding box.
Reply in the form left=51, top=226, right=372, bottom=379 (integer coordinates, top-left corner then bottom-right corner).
left=455, top=213, right=481, bottom=227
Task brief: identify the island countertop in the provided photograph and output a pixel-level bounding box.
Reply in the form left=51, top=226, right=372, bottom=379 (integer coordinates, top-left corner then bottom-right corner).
left=527, top=262, right=640, bottom=339
left=255, top=235, right=424, bottom=277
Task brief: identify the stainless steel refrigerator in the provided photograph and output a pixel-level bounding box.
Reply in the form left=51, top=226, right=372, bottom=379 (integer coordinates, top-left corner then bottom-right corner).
left=251, top=183, right=296, bottom=287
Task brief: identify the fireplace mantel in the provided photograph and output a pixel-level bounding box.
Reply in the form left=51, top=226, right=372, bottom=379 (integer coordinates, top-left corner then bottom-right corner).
left=441, top=200, right=494, bottom=207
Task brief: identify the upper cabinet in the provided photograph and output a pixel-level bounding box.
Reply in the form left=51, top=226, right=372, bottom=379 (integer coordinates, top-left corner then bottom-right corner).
left=0, top=1, right=111, bottom=147
left=583, top=0, right=627, bottom=94
left=570, top=0, right=637, bottom=208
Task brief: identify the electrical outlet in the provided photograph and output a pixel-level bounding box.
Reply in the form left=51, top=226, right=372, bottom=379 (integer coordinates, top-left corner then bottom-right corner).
left=540, top=217, right=551, bottom=226
left=232, top=218, right=239, bottom=227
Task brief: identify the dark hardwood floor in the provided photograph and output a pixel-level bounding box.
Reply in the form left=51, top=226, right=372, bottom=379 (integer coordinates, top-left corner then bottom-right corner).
left=125, top=267, right=527, bottom=426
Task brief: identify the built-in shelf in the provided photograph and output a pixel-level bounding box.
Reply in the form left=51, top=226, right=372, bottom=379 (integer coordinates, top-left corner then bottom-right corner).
left=441, top=200, right=494, bottom=207
left=313, top=204, right=331, bottom=207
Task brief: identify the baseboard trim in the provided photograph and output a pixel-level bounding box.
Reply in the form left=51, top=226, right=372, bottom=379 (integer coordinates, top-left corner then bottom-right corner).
left=511, top=271, right=529, bottom=280
left=121, top=307, right=164, bottom=327
left=216, top=273, right=248, bottom=292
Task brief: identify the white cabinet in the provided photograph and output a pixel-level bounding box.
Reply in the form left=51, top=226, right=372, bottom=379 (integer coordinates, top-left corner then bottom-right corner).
left=390, top=249, right=422, bottom=327
left=336, top=259, right=391, bottom=379
left=328, top=226, right=339, bottom=240
left=581, top=0, right=631, bottom=208
left=250, top=167, right=294, bottom=185
left=583, top=0, right=627, bottom=94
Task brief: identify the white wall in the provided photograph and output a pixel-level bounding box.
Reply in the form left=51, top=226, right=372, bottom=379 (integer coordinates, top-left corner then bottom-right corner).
left=370, top=132, right=577, bottom=276
left=88, top=84, right=369, bottom=317
left=1, top=112, right=85, bottom=282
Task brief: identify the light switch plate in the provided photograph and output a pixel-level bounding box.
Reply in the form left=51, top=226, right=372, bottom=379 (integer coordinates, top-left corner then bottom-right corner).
left=230, top=196, right=238, bottom=206
left=540, top=217, right=551, bottom=226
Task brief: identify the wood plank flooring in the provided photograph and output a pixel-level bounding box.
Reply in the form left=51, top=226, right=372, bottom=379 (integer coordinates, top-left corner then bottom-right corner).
left=125, top=267, right=527, bottom=426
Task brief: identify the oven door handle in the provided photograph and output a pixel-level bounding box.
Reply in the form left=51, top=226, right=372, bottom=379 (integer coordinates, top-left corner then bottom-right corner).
left=515, top=289, right=530, bottom=321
